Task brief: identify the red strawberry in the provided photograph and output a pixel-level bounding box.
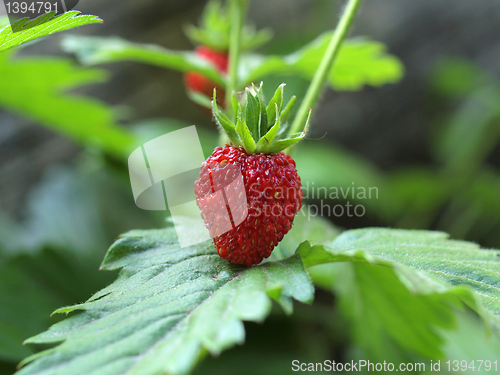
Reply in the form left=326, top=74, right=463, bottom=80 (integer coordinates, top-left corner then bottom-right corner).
left=194, top=83, right=310, bottom=266
left=184, top=46, right=228, bottom=108
left=195, top=146, right=302, bottom=266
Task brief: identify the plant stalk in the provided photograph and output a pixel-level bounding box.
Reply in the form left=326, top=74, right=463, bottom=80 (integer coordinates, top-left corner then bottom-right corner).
left=288, top=0, right=363, bottom=136
left=226, top=0, right=248, bottom=121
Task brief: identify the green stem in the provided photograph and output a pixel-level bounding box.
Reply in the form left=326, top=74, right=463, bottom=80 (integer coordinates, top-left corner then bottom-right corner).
left=288, top=0, right=363, bottom=136
left=226, top=0, right=248, bottom=121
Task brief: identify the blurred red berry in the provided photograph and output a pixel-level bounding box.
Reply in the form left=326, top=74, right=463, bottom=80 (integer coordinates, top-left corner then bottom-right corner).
left=184, top=46, right=228, bottom=109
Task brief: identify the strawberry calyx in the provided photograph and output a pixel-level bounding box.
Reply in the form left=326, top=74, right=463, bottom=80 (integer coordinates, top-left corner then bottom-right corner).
left=185, top=0, right=272, bottom=52
left=212, top=83, right=311, bottom=155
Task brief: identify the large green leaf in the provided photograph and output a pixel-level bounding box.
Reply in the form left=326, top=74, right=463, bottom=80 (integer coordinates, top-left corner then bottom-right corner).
left=0, top=12, right=102, bottom=52
left=242, top=35, right=404, bottom=91
left=298, top=228, right=500, bottom=361
left=61, top=36, right=225, bottom=86
left=18, top=228, right=314, bottom=375
left=0, top=51, right=135, bottom=158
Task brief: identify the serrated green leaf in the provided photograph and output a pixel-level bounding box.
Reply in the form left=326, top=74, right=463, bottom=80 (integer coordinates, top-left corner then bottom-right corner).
left=298, top=229, right=500, bottom=358
left=0, top=11, right=102, bottom=52
left=0, top=51, right=135, bottom=158
left=242, top=36, right=404, bottom=91
left=19, top=228, right=313, bottom=375
left=343, top=229, right=500, bottom=325
left=212, top=90, right=240, bottom=145
left=236, top=109, right=256, bottom=153
left=266, top=83, right=284, bottom=128
left=62, top=35, right=225, bottom=86
left=299, top=36, right=404, bottom=90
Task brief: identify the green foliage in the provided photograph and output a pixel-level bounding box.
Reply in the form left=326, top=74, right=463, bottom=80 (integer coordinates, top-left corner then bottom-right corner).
left=0, top=50, right=135, bottom=158
left=0, top=12, right=102, bottom=52
left=62, top=36, right=225, bottom=86
left=17, top=221, right=500, bottom=374
left=298, top=228, right=500, bottom=352
left=3, top=2, right=499, bottom=374
left=242, top=35, right=404, bottom=91
left=18, top=228, right=313, bottom=375
left=62, top=34, right=403, bottom=93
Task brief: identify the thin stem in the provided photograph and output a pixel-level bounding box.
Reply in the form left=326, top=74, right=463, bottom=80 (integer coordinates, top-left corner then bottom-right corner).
left=226, top=0, right=248, bottom=121
left=288, top=0, right=363, bottom=136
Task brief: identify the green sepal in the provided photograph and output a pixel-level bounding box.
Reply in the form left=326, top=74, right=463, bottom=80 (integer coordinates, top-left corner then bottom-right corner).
left=267, top=133, right=304, bottom=153
left=236, top=108, right=256, bottom=153
left=231, top=91, right=239, bottom=121
left=244, top=87, right=260, bottom=141
left=212, top=89, right=240, bottom=146
left=255, top=83, right=269, bottom=137
left=255, top=103, right=281, bottom=153
left=280, top=95, right=296, bottom=125
left=267, top=109, right=311, bottom=153
left=266, top=83, right=285, bottom=126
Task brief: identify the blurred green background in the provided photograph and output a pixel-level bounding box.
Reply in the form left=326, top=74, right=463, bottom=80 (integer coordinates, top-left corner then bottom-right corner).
left=1, top=0, right=500, bottom=374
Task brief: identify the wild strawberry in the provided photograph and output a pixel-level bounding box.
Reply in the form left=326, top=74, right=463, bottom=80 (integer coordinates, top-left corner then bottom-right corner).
left=184, top=46, right=228, bottom=108
left=194, top=83, right=311, bottom=266
left=195, top=146, right=302, bottom=266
